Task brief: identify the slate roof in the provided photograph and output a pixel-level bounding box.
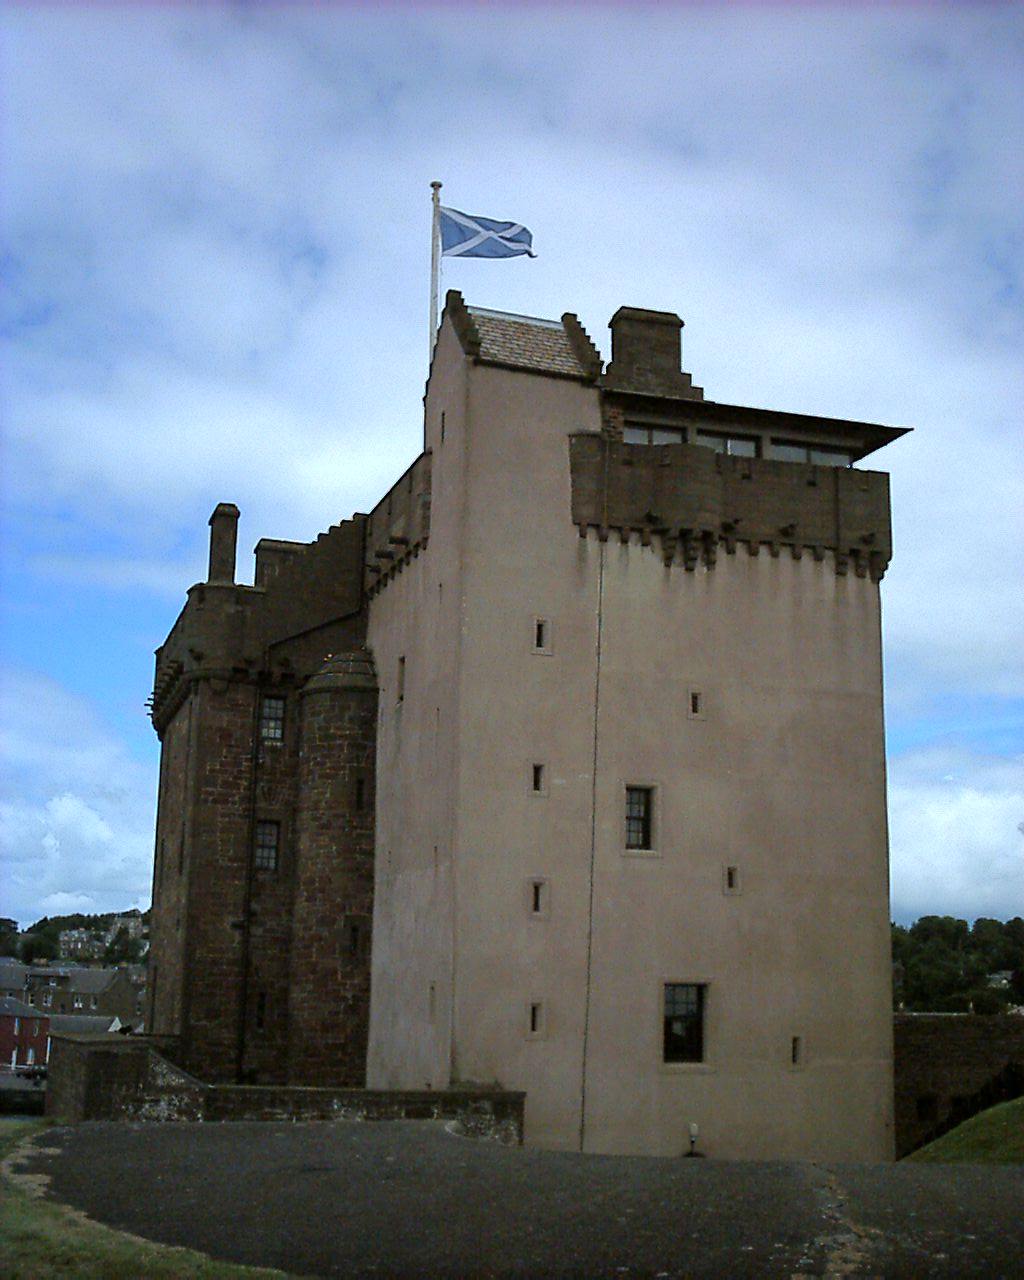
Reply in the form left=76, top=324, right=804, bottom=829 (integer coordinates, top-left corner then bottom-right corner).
left=49, top=1013, right=119, bottom=1035
left=0, top=996, right=36, bottom=1018
left=26, top=967, right=119, bottom=993
left=467, top=306, right=591, bottom=378
left=0, top=959, right=28, bottom=989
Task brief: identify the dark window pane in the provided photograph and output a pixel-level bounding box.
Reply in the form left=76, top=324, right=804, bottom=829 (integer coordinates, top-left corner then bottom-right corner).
left=623, top=426, right=649, bottom=444
left=728, top=436, right=758, bottom=457
left=259, top=697, right=285, bottom=741
left=254, top=820, right=279, bottom=871
left=649, top=428, right=685, bottom=445
left=663, top=983, right=705, bottom=1062
left=625, top=786, right=653, bottom=849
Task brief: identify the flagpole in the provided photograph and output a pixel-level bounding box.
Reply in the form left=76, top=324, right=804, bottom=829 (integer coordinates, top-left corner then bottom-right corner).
left=429, top=180, right=442, bottom=360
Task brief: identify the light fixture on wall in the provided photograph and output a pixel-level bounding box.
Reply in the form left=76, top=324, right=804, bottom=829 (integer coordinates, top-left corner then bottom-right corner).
left=686, top=1121, right=702, bottom=1158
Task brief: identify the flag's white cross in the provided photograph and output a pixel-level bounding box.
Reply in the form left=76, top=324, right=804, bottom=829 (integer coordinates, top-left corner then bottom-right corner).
left=440, top=207, right=533, bottom=257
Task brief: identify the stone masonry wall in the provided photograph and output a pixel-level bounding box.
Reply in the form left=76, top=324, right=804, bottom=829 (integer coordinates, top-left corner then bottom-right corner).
left=894, top=1014, right=1024, bottom=1157
left=287, top=655, right=377, bottom=1086
left=180, top=679, right=258, bottom=1081
left=147, top=700, right=193, bottom=1036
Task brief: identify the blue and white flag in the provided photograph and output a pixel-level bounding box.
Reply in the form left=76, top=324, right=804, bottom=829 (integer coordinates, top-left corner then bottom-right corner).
left=439, top=206, right=536, bottom=259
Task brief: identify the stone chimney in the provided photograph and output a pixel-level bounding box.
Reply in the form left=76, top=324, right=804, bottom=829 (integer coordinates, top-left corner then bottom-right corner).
left=207, top=503, right=240, bottom=584
left=603, top=307, right=702, bottom=399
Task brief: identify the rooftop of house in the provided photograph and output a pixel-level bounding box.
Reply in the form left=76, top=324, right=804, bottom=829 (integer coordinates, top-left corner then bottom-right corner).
left=26, top=967, right=121, bottom=993
left=48, top=1013, right=119, bottom=1035
left=0, top=996, right=37, bottom=1018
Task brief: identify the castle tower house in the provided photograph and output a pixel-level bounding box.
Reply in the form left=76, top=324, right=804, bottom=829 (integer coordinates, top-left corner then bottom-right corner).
left=364, top=292, right=906, bottom=1159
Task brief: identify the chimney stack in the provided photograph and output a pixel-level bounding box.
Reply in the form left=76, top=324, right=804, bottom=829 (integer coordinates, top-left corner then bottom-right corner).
left=207, top=503, right=240, bottom=584
left=603, top=307, right=702, bottom=399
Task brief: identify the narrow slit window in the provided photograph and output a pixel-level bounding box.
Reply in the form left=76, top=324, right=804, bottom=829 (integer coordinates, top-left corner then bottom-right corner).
left=791, top=1035, right=802, bottom=1066
left=532, top=763, right=545, bottom=793
left=529, top=879, right=548, bottom=915
left=691, top=691, right=701, bottom=715
left=723, top=864, right=741, bottom=896
left=527, top=1000, right=544, bottom=1037
left=254, top=820, right=279, bottom=871
left=440, top=411, right=446, bottom=443
left=355, top=777, right=366, bottom=811
left=397, top=656, right=406, bottom=703
left=535, top=619, right=546, bottom=649
left=428, top=982, right=436, bottom=1022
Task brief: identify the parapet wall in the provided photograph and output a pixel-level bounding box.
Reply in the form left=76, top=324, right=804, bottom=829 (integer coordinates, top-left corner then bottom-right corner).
left=569, top=436, right=892, bottom=578
left=45, top=1033, right=523, bottom=1143
left=894, top=1014, right=1024, bottom=1157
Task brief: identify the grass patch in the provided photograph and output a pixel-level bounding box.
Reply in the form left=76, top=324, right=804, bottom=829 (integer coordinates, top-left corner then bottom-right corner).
left=0, top=1119, right=294, bottom=1278
left=906, top=1096, right=1024, bottom=1164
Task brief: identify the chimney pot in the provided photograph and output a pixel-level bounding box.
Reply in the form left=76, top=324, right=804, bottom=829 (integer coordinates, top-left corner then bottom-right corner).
left=207, top=503, right=240, bottom=584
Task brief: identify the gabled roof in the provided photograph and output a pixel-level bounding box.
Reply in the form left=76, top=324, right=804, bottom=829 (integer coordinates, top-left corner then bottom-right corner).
left=0, top=996, right=37, bottom=1018
left=443, top=291, right=601, bottom=382
left=49, top=1013, right=119, bottom=1035
left=0, top=959, right=27, bottom=987
left=26, top=967, right=119, bottom=993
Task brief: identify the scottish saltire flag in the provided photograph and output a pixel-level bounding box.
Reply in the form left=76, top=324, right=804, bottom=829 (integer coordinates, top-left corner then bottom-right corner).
left=439, top=206, right=536, bottom=258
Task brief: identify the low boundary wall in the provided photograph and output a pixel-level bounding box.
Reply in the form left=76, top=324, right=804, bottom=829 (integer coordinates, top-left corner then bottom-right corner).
left=45, top=1033, right=524, bottom=1144
left=894, top=1014, right=1024, bottom=1157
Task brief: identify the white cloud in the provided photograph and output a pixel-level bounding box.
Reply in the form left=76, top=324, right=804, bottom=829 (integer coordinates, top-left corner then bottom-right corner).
left=0, top=669, right=155, bottom=928
left=0, top=5, right=1021, bottom=924
left=889, top=744, right=1024, bottom=922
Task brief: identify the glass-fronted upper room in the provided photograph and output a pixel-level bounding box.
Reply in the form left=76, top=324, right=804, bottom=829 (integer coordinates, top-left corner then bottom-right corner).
left=621, top=423, right=855, bottom=467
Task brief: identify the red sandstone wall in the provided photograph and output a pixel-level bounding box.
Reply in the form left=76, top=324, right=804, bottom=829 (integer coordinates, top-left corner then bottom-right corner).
left=287, top=662, right=377, bottom=1086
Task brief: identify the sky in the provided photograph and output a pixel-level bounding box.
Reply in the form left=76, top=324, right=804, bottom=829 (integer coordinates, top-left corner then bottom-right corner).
left=1, top=2, right=1021, bottom=930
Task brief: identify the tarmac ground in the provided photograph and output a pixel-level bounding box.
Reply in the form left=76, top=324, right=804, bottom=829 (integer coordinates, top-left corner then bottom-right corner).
left=10, top=1119, right=1024, bottom=1278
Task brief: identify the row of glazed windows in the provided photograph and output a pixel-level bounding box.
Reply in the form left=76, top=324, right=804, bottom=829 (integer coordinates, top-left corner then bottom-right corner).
left=622, top=424, right=854, bottom=467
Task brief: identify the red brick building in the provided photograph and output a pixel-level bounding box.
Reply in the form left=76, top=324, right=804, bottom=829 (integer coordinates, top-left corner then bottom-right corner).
left=0, top=997, right=49, bottom=1071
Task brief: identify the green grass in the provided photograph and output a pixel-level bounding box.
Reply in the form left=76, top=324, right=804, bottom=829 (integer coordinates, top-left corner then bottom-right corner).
left=0, top=1119, right=295, bottom=1278
left=906, top=1096, right=1024, bottom=1164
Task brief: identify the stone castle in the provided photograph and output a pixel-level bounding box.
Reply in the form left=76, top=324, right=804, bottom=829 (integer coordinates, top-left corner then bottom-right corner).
left=147, top=292, right=907, bottom=1158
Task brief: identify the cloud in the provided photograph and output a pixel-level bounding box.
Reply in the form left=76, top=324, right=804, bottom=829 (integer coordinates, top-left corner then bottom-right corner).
left=0, top=4, right=1021, bottom=925
left=0, top=669, right=155, bottom=928
left=889, top=743, right=1024, bottom=923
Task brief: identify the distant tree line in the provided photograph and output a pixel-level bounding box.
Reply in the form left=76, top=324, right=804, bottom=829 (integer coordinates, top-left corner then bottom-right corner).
left=1, top=909, right=150, bottom=966
left=892, top=916, right=1024, bottom=1014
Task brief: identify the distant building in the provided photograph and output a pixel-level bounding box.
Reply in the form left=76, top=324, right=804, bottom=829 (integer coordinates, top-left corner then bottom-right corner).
left=148, top=293, right=906, bottom=1160
left=26, top=966, right=140, bottom=1027
left=105, top=911, right=145, bottom=944
left=0, top=997, right=49, bottom=1070
left=0, top=959, right=28, bottom=1001
left=58, top=929, right=106, bottom=961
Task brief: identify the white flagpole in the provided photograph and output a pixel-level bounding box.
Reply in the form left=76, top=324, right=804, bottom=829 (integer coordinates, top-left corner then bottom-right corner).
left=429, top=180, right=442, bottom=360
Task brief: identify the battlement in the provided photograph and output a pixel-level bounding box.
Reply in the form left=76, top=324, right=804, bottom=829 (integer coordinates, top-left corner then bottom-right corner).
left=149, top=509, right=368, bottom=733
left=570, top=435, right=893, bottom=579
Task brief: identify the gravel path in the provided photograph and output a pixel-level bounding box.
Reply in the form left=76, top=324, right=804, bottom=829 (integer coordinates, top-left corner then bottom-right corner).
left=13, top=1120, right=1024, bottom=1278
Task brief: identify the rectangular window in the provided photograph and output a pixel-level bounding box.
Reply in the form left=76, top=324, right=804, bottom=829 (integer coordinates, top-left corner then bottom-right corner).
left=624, top=425, right=686, bottom=445
left=769, top=439, right=852, bottom=467
left=532, top=763, right=546, bottom=794
left=532, top=618, right=550, bottom=653
left=526, top=999, right=546, bottom=1038
left=791, top=1035, right=803, bottom=1066
left=259, top=696, right=285, bottom=742
left=254, top=820, right=280, bottom=871
left=663, top=983, right=706, bottom=1063
left=625, top=786, right=654, bottom=850
left=723, top=864, right=741, bottom=895
left=397, top=656, right=406, bottom=703
left=529, top=878, right=549, bottom=916
left=695, top=429, right=758, bottom=457
left=355, top=776, right=366, bottom=811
